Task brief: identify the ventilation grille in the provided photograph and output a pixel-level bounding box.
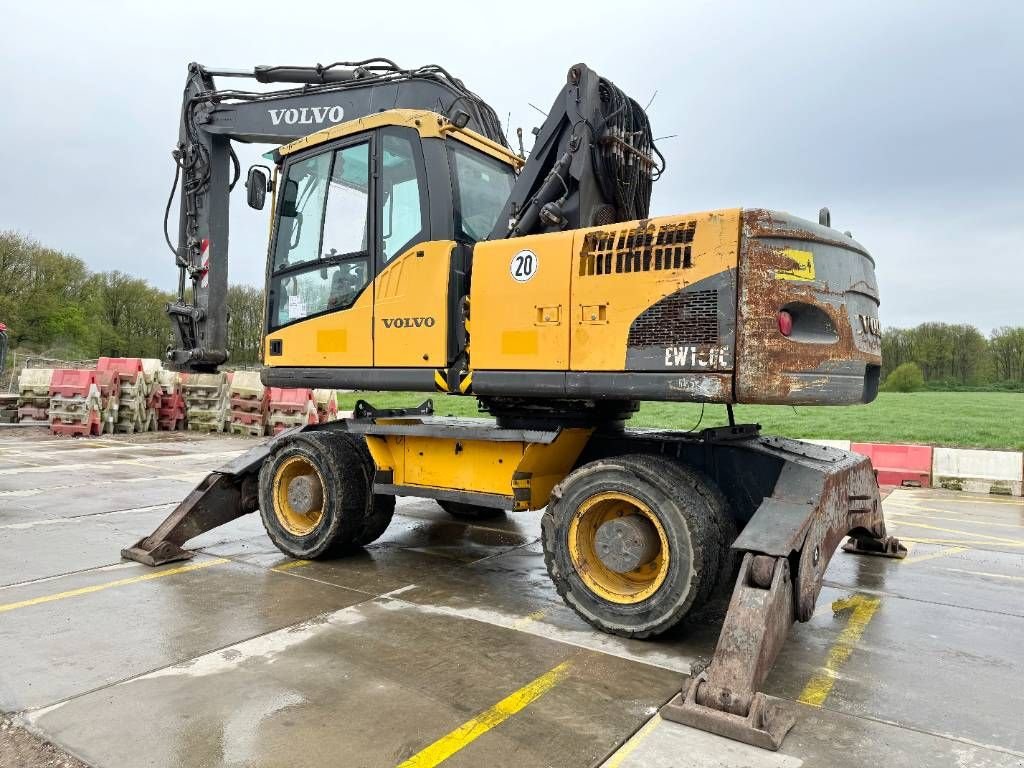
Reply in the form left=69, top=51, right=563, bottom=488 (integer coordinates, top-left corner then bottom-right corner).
left=628, top=289, right=719, bottom=347
left=579, top=221, right=697, bottom=276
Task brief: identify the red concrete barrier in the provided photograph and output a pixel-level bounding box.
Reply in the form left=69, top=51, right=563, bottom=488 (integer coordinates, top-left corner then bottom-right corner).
left=852, top=443, right=932, bottom=487
left=267, top=387, right=314, bottom=413
left=49, top=369, right=98, bottom=397
left=97, top=357, right=144, bottom=378
left=94, top=370, right=121, bottom=399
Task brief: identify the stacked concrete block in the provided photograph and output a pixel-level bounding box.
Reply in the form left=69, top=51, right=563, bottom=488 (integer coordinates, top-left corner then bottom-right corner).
left=184, top=372, right=230, bottom=433
left=267, top=387, right=319, bottom=435
left=140, top=359, right=164, bottom=430
left=0, top=394, right=18, bottom=423
left=313, top=389, right=339, bottom=423
left=98, top=358, right=149, bottom=433
left=155, top=369, right=185, bottom=431
left=229, top=371, right=268, bottom=437
left=94, top=369, right=121, bottom=434
left=17, top=368, right=54, bottom=423
left=48, top=369, right=102, bottom=437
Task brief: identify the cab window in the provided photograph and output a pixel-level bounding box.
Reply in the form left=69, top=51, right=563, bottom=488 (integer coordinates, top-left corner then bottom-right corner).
left=269, top=142, right=370, bottom=329
left=450, top=142, right=516, bottom=242
left=379, top=130, right=427, bottom=264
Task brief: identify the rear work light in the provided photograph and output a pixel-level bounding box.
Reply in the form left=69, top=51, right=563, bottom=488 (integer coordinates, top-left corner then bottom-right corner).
left=777, top=310, right=793, bottom=337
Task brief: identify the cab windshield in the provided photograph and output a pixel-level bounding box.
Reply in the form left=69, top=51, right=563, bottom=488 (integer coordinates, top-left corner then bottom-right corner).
left=268, top=142, right=371, bottom=329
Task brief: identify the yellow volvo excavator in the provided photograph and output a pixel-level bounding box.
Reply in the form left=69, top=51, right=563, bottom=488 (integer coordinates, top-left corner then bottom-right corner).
left=125, top=58, right=905, bottom=750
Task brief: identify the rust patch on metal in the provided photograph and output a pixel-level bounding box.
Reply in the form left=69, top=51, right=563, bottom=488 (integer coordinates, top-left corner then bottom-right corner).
left=735, top=209, right=882, bottom=404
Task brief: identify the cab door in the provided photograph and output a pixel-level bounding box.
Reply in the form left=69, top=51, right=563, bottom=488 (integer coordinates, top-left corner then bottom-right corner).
left=264, top=137, right=375, bottom=367
left=372, top=127, right=450, bottom=368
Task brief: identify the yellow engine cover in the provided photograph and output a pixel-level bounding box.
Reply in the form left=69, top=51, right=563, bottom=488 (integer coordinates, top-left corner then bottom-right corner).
left=469, top=210, right=741, bottom=372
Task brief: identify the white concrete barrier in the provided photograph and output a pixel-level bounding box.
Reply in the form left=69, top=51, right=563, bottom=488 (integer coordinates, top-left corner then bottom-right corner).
left=803, top=439, right=852, bottom=451
left=932, top=447, right=1023, bottom=496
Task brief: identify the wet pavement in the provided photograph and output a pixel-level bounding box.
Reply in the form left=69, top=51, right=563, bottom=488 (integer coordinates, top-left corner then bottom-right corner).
left=1, top=429, right=1022, bottom=767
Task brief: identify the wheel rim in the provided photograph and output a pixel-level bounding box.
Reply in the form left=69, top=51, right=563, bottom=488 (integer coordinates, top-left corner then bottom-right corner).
left=568, top=491, right=670, bottom=604
left=273, top=455, right=326, bottom=536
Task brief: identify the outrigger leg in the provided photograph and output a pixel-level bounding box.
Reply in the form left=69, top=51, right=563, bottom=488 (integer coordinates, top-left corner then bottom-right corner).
left=120, top=435, right=287, bottom=565
left=663, top=439, right=906, bottom=749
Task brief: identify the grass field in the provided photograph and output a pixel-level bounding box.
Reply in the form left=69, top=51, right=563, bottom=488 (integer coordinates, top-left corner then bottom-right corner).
left=338, top=391, right=1024, bottom=451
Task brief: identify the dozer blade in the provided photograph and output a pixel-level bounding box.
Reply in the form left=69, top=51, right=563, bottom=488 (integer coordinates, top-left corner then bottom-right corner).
left=121, top=437, right=281, bottom=566
left=662, top=438, right=905, bottom=750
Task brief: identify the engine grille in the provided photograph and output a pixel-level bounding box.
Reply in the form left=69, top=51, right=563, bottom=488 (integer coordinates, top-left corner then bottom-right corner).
left=628, top=289, right=719, bottom=347
left=579, top=220, right=697, bottom=276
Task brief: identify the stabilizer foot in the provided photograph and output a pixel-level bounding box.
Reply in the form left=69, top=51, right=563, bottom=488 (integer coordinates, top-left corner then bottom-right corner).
left=121, top=540, right=196, bottom=567
left=662, top=678, right=794, bottom=751
left=662, top=553, right=796, bottom=751
left=842, top=535, right=907, bottom=559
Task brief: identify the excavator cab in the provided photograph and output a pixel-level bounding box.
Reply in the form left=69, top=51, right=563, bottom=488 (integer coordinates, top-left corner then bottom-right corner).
left=258, top=111, right=520, bottom=387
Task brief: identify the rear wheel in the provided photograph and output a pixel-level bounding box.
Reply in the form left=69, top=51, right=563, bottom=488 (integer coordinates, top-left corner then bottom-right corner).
left=437, top=500, right=505, bottom=520
left=258, top=431, right=390, bottom=558
left=541, top=454, right=727, bottom=638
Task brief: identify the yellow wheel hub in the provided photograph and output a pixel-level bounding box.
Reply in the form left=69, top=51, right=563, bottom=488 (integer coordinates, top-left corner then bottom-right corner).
left=272, top=455, right=326, bottom=536
left=568, top=491, right=670, bottom=604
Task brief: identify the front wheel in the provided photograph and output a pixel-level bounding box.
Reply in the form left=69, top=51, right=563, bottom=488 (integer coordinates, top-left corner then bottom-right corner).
left=258, top=431, right=387, bottom=558
left=541, top=454, right=726, bottom=638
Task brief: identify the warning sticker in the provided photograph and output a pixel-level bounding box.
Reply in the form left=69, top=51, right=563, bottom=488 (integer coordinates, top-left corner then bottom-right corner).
left=287, top=295, right=307, bottom=319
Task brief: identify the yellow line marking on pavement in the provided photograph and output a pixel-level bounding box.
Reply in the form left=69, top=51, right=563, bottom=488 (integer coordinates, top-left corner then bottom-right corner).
left=396, top=660, right=571, bottom=768
left=898, top=536, right=990, bottom=547
left=0, top=558, right=228, bottom=614
left=944, top=567, right=1024, bottom=582
left=898, top=495, right=1024, bottom=507
left=884, top=520, right=1024, bottom=547
left=889, top=509, right=1024, bottom=529
left=902, top=545, right=967, bottom=565
left=798, top=594, right=880, bottom=707
left=604, top=714, right=663, bottom=768
left=272, top=559, right=313, bottom=572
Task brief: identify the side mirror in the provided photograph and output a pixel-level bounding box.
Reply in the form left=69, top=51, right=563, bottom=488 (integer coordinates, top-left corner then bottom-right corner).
left=246, top=165, right=270, bottom=210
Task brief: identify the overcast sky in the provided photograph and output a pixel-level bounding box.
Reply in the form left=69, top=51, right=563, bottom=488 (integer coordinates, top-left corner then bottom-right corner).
left=2, top=0, right=1021, bottom=332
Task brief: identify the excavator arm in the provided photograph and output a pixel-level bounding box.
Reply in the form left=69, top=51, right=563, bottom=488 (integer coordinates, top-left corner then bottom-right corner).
left=165, top=60, right=661, bottom=372
left=166, top=59, right=507, bottom=371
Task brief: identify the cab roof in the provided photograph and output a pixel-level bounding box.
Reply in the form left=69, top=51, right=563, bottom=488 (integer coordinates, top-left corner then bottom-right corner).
left=277, top=108, right=522, bottom=168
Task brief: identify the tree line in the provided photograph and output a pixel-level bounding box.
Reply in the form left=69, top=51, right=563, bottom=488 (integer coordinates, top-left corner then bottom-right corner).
left=0, top=231, right=265, bottom=366
left=882, top=323, right=1024, bottom=389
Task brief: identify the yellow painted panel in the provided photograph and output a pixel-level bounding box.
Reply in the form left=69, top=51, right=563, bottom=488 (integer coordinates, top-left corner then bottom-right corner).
left=470, top=231, right=575, bottom=370
left=518, top=428, right=593, bottom=509
left=369, top=428, right=591, bottom=509
left=374, top=241, right=455, bottom=367
left=266, top=286, right=373, bottom=367
left=501, top=330, right=539, bottom=355
left=400, top=437, right=525, bottom=495
left=570, top=210, right=741, bottom=370
left=316, top=329, right=347, bottom=353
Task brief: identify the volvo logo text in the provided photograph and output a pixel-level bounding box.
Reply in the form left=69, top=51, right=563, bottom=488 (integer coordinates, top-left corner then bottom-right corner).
left=381, top=316, right=436, bottom=329
left=268, top=105, right=345, bottom=127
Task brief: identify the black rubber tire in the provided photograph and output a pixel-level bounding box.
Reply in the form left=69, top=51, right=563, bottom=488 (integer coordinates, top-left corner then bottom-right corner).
left=637, top=455, right=723, bottom=610
left=258, top=431, right=369, bottom=559
left=437, top=500, right=505, bottom=520
left=541, top=454, right=722, bottom=638
left=342, top=434, right=396, bottom=546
